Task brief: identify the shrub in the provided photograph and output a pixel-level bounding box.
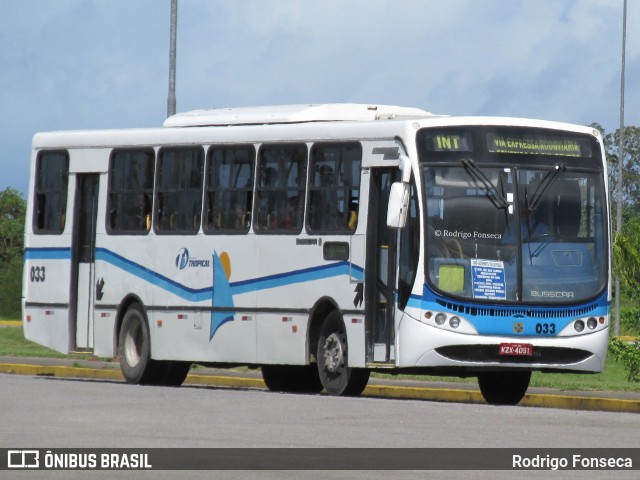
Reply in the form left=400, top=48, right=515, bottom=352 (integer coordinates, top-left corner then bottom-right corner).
left=608, top=338, right=640, bottom=383
left=619, top=306, right=640, bottom=336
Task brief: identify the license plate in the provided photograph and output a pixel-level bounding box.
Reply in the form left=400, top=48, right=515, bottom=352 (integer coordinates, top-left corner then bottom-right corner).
left=499, top=343, right=533, bottom=356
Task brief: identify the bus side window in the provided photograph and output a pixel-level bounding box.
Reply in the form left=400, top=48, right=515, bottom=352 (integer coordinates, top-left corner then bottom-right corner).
left=155, top=147, right=204, bottom=234
left=107, top=149, right=154, bottom=235
left=255, top=144, right=307, bottom=234
left=307, top=142, right=361, bottom=234
left=204, top=145, right=255, bottom=234
left=33, top=151, right=69, bottom=234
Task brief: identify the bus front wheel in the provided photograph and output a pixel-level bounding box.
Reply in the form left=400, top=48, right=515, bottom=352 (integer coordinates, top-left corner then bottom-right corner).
left=477, top=371, right=531, bottom=405
left=316, top=311, right=369, bottom=396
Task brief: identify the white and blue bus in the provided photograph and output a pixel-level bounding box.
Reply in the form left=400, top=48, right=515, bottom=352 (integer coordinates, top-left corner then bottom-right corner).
left=23, top=104, right=610, bottom=404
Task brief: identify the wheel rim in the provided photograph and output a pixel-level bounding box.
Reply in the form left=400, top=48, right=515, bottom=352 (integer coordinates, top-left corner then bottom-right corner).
left=322, top=332, right=346, bottom=375
left=124, top=319, right=142, bottom=368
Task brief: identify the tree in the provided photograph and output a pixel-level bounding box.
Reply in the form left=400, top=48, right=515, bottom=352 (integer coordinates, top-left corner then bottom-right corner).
left=593, top=124, right=640, bottom=336
left=612, top=216, right=640, bottom=292
left=0, top=188, right=26, bottom=317
left=590, top=124, right=640, bottom=282
left=592, top=123, right=640, bottom=221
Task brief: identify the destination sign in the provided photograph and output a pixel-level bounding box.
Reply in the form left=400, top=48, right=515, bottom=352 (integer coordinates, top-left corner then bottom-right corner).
left=427, top=133, right=473, bottom=153
left=486, top=133, right=590, bottom=157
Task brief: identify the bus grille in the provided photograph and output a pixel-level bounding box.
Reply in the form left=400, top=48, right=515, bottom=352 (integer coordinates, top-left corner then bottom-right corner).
left=435, top=345, right=591, bottom=365
left=434, top=299, right=598, bottom=319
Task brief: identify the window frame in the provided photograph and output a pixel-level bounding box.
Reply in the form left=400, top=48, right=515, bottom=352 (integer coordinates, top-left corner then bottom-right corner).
left=33, top=150, right=69, bottom=235
left=203, top=144, right=256, bottom=235
left=254, top=143, right=308, bottom=235
left=106, top=148, right=155, bottom=235
left=306, top=142, right=362, bottom=234
left=154, top=146, right=205, bottom=235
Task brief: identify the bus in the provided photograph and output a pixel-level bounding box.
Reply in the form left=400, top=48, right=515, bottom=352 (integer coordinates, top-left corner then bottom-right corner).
left=22, top=103, right=610, bottom=405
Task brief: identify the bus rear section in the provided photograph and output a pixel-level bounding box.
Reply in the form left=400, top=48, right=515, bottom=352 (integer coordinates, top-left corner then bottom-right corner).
left=23, top=147, right=105, bottom=356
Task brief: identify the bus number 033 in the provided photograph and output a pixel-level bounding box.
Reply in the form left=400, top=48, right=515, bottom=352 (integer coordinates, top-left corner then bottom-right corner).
left=535, top=323, right=556, bottom=335
left=30, top=266, right=46, bottom=283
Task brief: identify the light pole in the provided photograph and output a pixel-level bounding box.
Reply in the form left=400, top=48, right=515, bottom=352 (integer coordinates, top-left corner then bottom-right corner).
left=614, top=0, right=627, bottom=336
left=167, top=0, right=178, bottom=118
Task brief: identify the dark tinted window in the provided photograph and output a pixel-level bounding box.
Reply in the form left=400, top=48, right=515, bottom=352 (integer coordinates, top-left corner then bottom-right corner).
left=308, top=143, right=361, bottom=233
left=255, top=144, right=307, bottom=233
left=107, top=149, right=154, bottom=234
left=155, top=147, right=204, bottom=234
left=204, top=145, right=255, bottom=233
left=34, top=151, right=69, bottom=234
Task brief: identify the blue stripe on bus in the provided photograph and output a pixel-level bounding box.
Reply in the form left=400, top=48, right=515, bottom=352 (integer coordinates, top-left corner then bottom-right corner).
left=95, top=248, right=212, bottom=302
left=231, top=261, right=364, bottom=294
left=24, top=247, right=71, bottom=260
left=24, top=246, right=365, bottom=302
left=95, top=248, right=364, bottom=302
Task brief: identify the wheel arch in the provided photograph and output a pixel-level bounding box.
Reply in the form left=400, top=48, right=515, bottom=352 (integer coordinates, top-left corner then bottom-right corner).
left=113, top=294, right=146, bottom=356
left=307, top=296, right=341, bottom=363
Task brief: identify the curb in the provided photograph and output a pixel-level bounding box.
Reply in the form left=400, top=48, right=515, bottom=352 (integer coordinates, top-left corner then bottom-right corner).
left=0, top=321, right=22, bottom=327
left=1, top=362, right=638, bottom=413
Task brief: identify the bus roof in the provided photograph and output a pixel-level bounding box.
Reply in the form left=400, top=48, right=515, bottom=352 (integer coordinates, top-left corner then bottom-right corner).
left=162, top=103, right=438, bottom=128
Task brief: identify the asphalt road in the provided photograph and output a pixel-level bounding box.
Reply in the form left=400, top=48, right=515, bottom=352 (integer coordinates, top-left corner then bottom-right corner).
left=1, top=374, right=638, bottom=480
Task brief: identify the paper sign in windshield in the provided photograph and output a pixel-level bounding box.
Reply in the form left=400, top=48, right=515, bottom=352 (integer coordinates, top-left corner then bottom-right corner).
left=471, top=259, right=506, bottom=300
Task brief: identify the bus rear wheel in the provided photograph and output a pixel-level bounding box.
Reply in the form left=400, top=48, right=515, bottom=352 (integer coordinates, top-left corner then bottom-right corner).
left=117, top=303, right=190, bottom=386
left=477, top=370, right=531, bottom=405
left=261, top=365, right=323, bottom=393
left=316, top=311, right=369, bottom=396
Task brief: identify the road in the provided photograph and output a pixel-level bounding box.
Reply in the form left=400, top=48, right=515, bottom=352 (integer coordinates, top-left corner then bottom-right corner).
left=0, top=374, right=637, bottom=480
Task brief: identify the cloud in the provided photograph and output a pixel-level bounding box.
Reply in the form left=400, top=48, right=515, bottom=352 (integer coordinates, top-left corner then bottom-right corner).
left=0, top=0, right=638, bottom=194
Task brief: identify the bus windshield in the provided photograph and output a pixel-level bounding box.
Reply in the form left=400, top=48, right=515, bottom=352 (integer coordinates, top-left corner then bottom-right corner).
left=418, top=127, right=608, bottom=305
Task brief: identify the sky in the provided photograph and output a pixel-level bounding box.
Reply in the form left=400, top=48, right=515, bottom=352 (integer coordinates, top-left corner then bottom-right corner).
left=1, top=0, right=638, bottom=195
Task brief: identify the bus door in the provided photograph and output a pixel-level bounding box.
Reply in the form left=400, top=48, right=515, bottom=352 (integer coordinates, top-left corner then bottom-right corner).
left=70, top=173, right=99, bottom=351
left=365, top=168, right=398, bottom=363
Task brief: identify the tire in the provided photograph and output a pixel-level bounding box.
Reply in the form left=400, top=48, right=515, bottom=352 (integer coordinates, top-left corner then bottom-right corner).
left=477, top=371, right=531, bottom=405
left=316, top=311, right=369, bottom=396
left=118, top=303, right=186, bottom=386
left=261, top=365, right=323, bottom=393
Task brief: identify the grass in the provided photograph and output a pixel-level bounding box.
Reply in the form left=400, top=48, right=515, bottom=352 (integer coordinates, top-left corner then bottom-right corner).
left=371, top=358, right=640, bottom=393
left=530, top=361, right=637, bottom=391
left=1, top=323, right=638, bottom=392
left=0, top=325, right=71, bottom=358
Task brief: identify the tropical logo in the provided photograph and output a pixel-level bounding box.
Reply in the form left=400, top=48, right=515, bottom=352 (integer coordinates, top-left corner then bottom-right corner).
left=175, top=247, right=211, bottom=270
left=210, top=251, right=234, bottom=340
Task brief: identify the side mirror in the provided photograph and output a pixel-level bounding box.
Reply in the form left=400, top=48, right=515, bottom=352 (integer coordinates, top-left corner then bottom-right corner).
left=386, top=181, right=410, bottom=229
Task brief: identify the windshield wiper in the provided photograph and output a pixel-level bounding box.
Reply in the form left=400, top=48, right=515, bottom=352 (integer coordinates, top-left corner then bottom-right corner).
left=461, top=158, right=508, bottom=210
left=527, top=163, right=566, bottom=213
